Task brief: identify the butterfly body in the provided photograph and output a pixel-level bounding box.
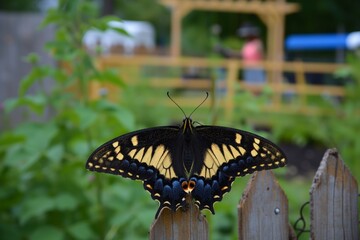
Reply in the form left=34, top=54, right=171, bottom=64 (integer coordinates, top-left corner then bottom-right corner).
left=86, top=117, right=286, bottom=217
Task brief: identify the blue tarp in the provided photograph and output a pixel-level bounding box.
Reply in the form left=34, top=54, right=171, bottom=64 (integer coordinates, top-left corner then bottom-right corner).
left=286, top=34, right=348, bottom=50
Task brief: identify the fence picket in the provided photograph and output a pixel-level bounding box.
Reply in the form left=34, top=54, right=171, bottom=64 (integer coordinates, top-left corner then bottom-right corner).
left=149, top=195, right=208, bottom=240
left=310, top=148, right=359, bottom=240
left=238, top=170, right=290, bottom=240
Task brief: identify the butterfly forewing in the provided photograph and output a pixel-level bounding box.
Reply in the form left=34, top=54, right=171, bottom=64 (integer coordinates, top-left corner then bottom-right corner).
left=86, top=127, right=180, bottom=180
left=195, top=126, right=286, bottom=177
left=86, top=126, right=191, bottom=217
left=189, top=125, right=286, bottom=212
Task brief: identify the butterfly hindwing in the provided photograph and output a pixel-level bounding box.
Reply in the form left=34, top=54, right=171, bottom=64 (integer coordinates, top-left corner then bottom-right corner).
left=190, top=125, right=286, bottom=213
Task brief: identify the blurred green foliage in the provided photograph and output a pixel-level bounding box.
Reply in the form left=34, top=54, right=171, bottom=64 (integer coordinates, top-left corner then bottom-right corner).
left=0, top=1, right=155, bottom=239
left=1, top=1, right=360, bottom=240
left=271, top=51, right=360, bottom=173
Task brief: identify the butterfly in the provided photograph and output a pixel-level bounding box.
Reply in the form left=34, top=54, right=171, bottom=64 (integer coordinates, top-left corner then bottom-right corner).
left=86, top=93, right=286, bottom=218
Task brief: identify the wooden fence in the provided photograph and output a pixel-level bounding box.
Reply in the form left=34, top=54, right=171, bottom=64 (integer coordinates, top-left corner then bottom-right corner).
left=92, top=55, right=346, bottom=120
left=149, top=148, right=358, bottom=240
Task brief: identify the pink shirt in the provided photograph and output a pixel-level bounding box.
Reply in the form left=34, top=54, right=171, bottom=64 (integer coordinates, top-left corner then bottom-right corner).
left=241, top=39, right=263, bottom=64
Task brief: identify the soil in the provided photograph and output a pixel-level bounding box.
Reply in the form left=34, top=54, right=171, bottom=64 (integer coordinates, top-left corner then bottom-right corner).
left=279, top=143, right=327, bottom=177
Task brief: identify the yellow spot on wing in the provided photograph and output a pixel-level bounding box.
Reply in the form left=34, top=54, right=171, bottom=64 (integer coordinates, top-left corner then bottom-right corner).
left=116, top=153, right=123, bottom=160
left=222, top=144, right=234, bottom=161
left=114, top=146, right=121, bottom=154
left=253, top=143, right=260, bottom=151
left=229, top=145, right=240, bottom=158
left=141, top=146, right=153, bottom=165
left=131, top=136, right=138, bottom=146
left=112, top=141, right=119, bottom=148
left=201, top=152, right=218, bottom=178
left=251, top=149, right=258, bottom=157
left=152, top=145, right=165, bottom=164
left=134, top=147, right=145, bottom=160
left=157, top=149, right=169, bottom=168
left=254, top=138, right=260, bottom=144
left=235, top=133, right=242, bottom=144
left=238, top=146, right=246, bottom=156
left=128, top=149, right=137, bottom=158
left=207, top=149, right=220, bottom=166
left=162, top=154, right=172, bottom=169
left=88, top=162, right=94, bottom=167
left=204, top=152, right=215, bottom=168
left=211, top=144, right=227, bottom=164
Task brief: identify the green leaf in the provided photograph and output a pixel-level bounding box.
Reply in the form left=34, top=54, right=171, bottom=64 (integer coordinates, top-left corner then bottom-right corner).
left=0, top=224, right=22, bottom=240
left=3, top=95, right=46, bottom=114
left=3, top=146, right=41, bottom=171
left=45, top=144, right=64, bottom=163
left=20, top=196, right=55, bottom=224
left=91, top=16, right=124, bottom=32
left=110, top=107, right=135, bottom=131
left=29, top=225, right=64, bottom=240
left=19, top=68, right=44, bottom=96
left=0, top=133, right=25, bottom=151
left=53, top=193, right=79, bottom=211
left=95, top=69, right=125, bottom=87
left=40, top=8, right=63, bottom=28
left=23, top=53, right=40, bottom=64
left=75, top=106, right=98, bottom=130
left=69, top=139, right=89, bottom=158
left=23, top=122, right=58, bottom=153
left=67, top=222, right=96, bottom=240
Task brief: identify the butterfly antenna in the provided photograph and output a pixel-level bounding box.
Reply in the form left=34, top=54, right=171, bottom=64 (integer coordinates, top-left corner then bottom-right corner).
left=189, top=92, right=209, bottom=118
left=167, top=91, right=187, bottom=117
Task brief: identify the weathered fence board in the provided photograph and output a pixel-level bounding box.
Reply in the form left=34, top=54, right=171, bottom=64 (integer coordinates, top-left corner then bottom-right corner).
left=310, top=148, right=359, bottom=240
left=148, top=149, right=358, bottom=239
left=150, top=195, right=208, bottom=240
left=238, top=170, right=290, bottom=240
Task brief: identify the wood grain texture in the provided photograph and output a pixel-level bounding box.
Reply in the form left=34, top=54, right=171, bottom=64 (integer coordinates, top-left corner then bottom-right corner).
left=149, top=196, right=208, bottom=240
left=310, top=148, right=359, bottom=240
left=238, top=170, right=289, bottom=240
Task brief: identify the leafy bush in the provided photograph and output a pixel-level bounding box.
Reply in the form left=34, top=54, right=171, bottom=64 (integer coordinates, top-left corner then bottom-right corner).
left=0, top=1, right=156, bottom=239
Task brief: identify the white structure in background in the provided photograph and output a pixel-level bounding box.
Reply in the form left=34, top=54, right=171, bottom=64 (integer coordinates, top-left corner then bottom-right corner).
left=83, top=20, right=156, bottom=55
left=346, top=32, right=360, bottom=50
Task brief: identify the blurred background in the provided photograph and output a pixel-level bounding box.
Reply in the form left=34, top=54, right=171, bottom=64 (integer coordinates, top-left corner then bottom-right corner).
left=0, top=0, right=359, bottom=239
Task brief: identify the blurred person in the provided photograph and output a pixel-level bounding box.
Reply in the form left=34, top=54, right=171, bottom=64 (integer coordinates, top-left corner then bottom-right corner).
left=216, top=22, right=266, bottom=84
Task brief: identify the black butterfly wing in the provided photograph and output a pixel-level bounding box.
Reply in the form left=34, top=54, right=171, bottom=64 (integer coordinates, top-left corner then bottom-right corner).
left=86, top=127, right=188, bottom=216
left=190, top=125, right=286, bottom=213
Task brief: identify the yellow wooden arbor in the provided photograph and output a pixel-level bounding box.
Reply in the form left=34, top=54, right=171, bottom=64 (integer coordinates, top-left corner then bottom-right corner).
left=93, top=0, right=346, bottom=118
left=160, top=0, right=299, bottom=64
